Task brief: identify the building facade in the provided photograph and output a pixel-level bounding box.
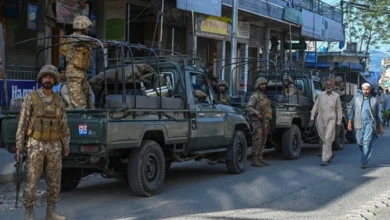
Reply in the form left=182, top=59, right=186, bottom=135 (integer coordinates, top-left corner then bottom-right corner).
left=0, top=0, right=344, bottom=93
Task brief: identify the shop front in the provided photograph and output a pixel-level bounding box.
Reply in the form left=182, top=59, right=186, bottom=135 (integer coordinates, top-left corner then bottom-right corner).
left=194, top=15, right=250, bottom=94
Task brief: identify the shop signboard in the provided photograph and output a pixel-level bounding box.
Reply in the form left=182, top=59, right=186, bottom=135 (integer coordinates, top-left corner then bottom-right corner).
left=0, top=80, right=39, bottom=107
left=284, top=42, right=307, bottom=50
left=283, top=7, right=302, bottom=25
left=195, top=16, right=250, bottom=41
left=177, top=0, right=221, bottom=17
left=301, top=9, right=344, bottom=42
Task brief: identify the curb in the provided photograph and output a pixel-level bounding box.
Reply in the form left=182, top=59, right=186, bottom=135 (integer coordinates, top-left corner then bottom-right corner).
left=341, top=190, right=390, bottom=220
left=0, top=173, right=14, bottom=184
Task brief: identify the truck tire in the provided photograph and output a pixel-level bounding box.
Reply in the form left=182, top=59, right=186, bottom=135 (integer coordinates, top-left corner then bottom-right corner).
left=127, top=140, right=165, bottom=197
left=165, top=160, right=173, bottom=172
left=332, top=126, right=346, bottom=151
left=226, top=130, right=247, bottom=174
left=282, top=124, right=302, bottom=160
left=60, top=168, right=81, bottom=192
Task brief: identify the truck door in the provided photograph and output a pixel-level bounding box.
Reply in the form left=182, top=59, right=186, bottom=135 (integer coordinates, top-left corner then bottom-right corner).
left=190, top=72, right=225, bottom=149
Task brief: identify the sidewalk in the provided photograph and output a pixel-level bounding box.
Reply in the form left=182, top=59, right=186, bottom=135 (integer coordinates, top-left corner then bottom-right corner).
left=0, top=180, right=47, bottom=211
left=0, top=149, right=16, bottom=184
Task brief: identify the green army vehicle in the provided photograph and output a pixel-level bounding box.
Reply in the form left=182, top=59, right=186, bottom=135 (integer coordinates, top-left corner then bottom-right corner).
left=0, top=40, right=251, bottom=197
left=231, top=63, right=347, bottom=160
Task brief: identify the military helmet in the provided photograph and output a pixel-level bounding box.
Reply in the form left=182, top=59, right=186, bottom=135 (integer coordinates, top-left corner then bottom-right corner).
left=283, top=74, right=293, bottom=82
left=335, top=76, right=343, bottom=83
left=254, top=77, right=268, bottom=89
left=73, top=15, right=93, bottom=30
left=37, top=65, right=60, bottom=86
left=218, top=80, right=229, bottom=89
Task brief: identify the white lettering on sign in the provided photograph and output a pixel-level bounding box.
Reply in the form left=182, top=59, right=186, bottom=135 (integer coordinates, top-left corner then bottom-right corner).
left=12, top=85, right=36, bottom=99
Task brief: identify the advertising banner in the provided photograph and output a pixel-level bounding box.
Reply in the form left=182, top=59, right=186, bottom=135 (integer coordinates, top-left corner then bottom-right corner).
left=56, top=0, right=89, bottom=24
left=27, top=4, right=38, bottom=30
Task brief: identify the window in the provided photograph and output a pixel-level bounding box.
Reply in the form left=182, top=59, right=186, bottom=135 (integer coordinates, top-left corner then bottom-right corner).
left=295, top=80, right=305, bottom=93
left=313, top=81, right=322, bottom=92
left=190, top=72, right=212, bottom=104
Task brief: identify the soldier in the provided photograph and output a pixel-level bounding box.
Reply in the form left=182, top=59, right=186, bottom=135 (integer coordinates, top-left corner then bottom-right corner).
left=215, top=80, right=231, bottom=105
left=15, top=65, right=70, bottom=220
left=334, top=76, right=346, bottom=95
left=283, top=74, right=298, bottom=96
left=61, top=15, right=104, bottom=109
left=246, top=77, right=272, bottom=167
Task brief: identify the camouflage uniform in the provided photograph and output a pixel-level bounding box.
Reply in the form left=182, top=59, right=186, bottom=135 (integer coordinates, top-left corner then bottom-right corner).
left=334, top=76, right=346, bottom=95
left=61, top=15, right=100, bottom=109
left=246, top=77, right=272, bottom=167
left=16, top=65, right=70, bottom=220
left=216, top=80, right=231, bottom=105
left=193, top=89, right=208, bottom=102
left=283, top=75, right=298, bottom=96
left=60, top=81, right=95, bottom=109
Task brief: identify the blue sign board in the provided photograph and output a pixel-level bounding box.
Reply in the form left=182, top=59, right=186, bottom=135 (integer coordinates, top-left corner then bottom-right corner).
left=27, top=3, right=38, bottom=30
left=177, top=0, right=222, bottom=17
left=283, top=7, right=302, bottom=25
left=0, top=80, right=39, bottom=107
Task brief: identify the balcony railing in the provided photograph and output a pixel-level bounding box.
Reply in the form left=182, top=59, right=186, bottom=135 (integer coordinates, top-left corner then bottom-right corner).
left=222, top=0, right=342, bottom=23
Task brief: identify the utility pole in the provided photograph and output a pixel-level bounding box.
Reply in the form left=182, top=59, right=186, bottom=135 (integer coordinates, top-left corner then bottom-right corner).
left=229, top=0, right=238, bottom=96
left=158, top=0, right=165, bottom=55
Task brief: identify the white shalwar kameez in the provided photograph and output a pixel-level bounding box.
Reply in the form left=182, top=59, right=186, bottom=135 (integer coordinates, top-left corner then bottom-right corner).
left=310, top=91, right=343, bottom=162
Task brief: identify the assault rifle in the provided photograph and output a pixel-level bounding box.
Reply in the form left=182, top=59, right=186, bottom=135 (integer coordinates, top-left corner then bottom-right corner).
left=14, top=153, right=25, bottom=209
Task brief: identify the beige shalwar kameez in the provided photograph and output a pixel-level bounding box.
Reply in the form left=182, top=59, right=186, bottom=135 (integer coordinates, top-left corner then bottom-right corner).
left=310, top=91, right=342, bottom=162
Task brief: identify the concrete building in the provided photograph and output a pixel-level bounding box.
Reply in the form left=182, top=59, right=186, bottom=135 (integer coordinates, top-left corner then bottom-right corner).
left=0, top=0, right=344, bottom=183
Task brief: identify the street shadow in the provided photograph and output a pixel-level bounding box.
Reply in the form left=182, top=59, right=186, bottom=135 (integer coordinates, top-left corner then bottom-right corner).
left=6, top=139, right=387, bottom=220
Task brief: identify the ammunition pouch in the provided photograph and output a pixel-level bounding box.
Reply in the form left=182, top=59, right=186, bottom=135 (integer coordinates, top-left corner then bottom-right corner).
left=27, top=92, right=62, bottom=142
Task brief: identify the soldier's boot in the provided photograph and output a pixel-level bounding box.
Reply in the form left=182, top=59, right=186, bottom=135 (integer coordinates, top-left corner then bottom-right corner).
left=45, top=203, right=65, bottom=220
left=25, top=206, right=35, bottom=220
left=258, top=159, right=270, bottom=166
left=252, top=160, right=264, bottom=167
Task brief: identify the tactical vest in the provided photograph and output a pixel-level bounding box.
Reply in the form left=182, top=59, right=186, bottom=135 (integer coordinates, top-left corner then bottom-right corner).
left=27, top=91, right=63, bottom=142
left=257, top=93, right=272, bottom=120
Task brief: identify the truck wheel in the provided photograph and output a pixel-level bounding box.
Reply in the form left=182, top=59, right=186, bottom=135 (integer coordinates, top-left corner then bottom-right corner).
left=165, top=160, right=173, bottom=172
left=127, top=140, right=165, bottom=197
left=60, top=169, right=81, bottom=192
left=332, top=126, right=346, bottom=151
left=282, top=124, right=302, bottom=160
left=226, top=130, right=247, bottom=174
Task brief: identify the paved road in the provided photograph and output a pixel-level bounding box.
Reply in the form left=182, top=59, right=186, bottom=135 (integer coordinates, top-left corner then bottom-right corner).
left=1, top=128, right=390, bottom=220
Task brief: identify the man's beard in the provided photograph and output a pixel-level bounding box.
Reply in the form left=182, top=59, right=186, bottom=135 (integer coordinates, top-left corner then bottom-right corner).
left=326, top=88, right=333, bottom=92
left=43, top=82, right=53, bottom=89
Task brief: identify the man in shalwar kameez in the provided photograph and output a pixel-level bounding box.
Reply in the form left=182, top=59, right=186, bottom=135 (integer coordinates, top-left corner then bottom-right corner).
left=348, top=83, right=384, bottom=169
left=310, top=78, right=343, bottom=166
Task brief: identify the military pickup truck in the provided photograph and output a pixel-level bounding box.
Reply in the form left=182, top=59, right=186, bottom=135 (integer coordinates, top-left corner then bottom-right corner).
left=232, top=69, right=347, bottom=160
left=0, top=43, right=251, bottom=197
